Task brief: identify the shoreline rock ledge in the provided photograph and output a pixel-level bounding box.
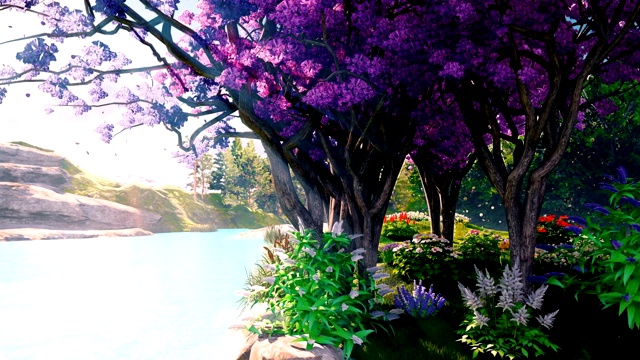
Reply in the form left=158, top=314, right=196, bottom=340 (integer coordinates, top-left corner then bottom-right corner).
left=0, top=142, right=162, bottom=240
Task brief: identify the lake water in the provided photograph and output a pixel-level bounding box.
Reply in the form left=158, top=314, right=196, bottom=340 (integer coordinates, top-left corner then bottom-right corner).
left=0, top=230, right=265, bottom=360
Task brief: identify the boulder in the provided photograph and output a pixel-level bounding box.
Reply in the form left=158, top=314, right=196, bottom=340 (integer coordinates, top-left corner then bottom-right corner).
left=249, top=336, right=343, bottom=360
left=0, top=142, right=67, bottom=167
left=0, top=163, right=71, bottom=192
left=0, top=182, right=162, bottom=231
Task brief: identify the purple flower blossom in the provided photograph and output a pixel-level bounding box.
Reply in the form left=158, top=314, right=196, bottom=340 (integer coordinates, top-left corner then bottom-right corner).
left=394, top=280, right=445, bottom=318
left=598, top=182, right=619, bottom=193
left=564, top=225, right=582, bottom=236
left=632, top=224, right=640, bottom=234
left=621, top=197, right=640, bottom=207
left=544, top=272, right=565, bottom=278
left=558, top=244, right=574, bottom=250
left=611, top=240, right=623, bottom=250
left=617, top=166, right=628, bottom=184
left=568, top=216, right=587, bottom=227
left=535, top=244, right=556, bottom=252
left=527, top=275, right=548, bottom=284
left=585, top=203, right=610, bottom=216
left=623, top=293, right=631, bottom=302
left=626, top=257, right=638, bottom=264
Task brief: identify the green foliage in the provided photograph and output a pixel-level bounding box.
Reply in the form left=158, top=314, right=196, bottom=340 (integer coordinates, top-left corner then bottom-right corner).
left=390, top=234, right=458, bottom=283
left=388, top=161, right=428, bottom=213
left=246, top=227, right=392, bottom=359
left=214, top=138, right=278, bottom=212
left=351, top=316, right=471, bottom=360
left=567, top=169, right=640, bottom=329
left=457, top=230, right=509, bottom=266
left=457, top=265, right=560, bottom=359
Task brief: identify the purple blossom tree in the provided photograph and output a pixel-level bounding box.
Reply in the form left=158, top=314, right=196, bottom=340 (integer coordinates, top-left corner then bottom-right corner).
left=1, top=1, right=639, bottom=279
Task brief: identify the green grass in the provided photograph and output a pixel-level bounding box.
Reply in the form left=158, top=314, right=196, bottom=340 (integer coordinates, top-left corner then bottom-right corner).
left=10, top=141, right=54, bottom=152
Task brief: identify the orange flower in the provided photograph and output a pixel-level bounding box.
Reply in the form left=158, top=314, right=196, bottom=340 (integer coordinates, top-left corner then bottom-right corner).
left=537, top=227, right=548, bottom=233
left=499, top=239, right=510, bottom=250
left=556, top=220, right=571, bottom=228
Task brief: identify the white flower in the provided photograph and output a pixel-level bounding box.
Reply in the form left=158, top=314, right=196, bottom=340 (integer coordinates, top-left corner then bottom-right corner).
left=366, top=266, right=382, bottom=273
left=351, top=254, right=364, bottom=262
left=373, top=272, right=390, bottom=280
left=312, top=274, right=319, bottom=281
left=249, top=285, right=266, bottom=292
left=282, top=259, right=296, bottom=267
left=349, top=289, right=359, bottom=299
left=351, top=335, right=364, bottom=345
left=302, top=247, right=316, bottom=257
left=262, top=276, right=275, bottom=285
left=389, top=308, right=404, bottom=315
left=536, top=309, right=559, bottom=330
left=341, top=303, right=348, bottom=311
left=326, top=266, right=333, bottom=273
left=351, top=248, right=366, bottom=256
left=331, top=220, right=344, bottom=237
left=370, top=310, right=385, bottom=318
left=262, top=264, right=276, bottom=272
left=298, top=288, right=306, bottom=296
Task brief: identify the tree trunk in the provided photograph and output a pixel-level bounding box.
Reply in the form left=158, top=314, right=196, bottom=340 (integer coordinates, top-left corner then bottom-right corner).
left=193, top=164, right=198, bottom=199
left=421, top=173, right=442, bottom=236
left=263, top=143, right=323, bottom=235
left=441, top=180, right=462, bottom=242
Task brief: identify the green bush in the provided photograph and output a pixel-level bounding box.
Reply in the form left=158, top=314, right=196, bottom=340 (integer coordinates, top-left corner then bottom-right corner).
left=390, top=234, right=459, bottom=283
left=245, top=225, right=394, bottom=359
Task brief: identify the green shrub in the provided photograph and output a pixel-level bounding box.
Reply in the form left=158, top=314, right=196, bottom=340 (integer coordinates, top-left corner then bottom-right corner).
left=390, top=234, right=459, bottom=283
left=244, top=224, right=394, bottom=359
left=456, top=229, right=509, bottom=266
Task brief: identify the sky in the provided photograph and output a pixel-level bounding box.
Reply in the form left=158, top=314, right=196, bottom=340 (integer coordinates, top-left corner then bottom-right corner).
left=0, top=1, right=260, bottom=188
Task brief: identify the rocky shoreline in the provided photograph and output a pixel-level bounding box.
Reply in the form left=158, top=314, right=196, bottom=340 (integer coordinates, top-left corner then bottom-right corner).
left=0, top=227, right=153, bottom=241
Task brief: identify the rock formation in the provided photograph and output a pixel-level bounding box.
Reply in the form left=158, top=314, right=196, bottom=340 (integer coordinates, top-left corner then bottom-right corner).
left=0, top=142, right=162, bottom=239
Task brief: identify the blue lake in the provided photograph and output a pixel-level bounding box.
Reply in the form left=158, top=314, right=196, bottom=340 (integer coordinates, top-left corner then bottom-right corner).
left=0, top=229, right=265, bottom=360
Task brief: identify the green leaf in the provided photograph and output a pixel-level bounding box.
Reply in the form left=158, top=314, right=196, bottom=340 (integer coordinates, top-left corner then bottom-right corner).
left=521, top=348, right=529, bottom=357
left=623, top=264, right=636, bottom=285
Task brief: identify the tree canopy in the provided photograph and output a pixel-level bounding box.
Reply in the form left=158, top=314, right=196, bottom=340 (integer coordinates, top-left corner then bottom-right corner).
left=1, top=1, right=639, bottom=274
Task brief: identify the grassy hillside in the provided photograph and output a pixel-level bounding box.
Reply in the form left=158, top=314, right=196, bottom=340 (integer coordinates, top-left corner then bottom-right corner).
left=67, top=171, right=284, bottom=232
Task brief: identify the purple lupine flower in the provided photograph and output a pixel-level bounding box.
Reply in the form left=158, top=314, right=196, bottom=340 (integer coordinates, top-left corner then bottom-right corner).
left=395, top=280, right=445, bottom=318
left=611, top=240, right=623, bottom=250
left=527, top=275, right=548, bottom=284
left=617, top=166, right=628, bottom=184
left=536, top=244, right=556, bottom=252
left=621, top=197, right=640, bottom=207
left=568, top=216, right=587, bottom=226
left=599, top=182, right=619, bottom=193
left=544, top=272, right=566, bottom=278
left=585, top=203, right=610, bottom=216
left=564, top=225, right=583, bottom=236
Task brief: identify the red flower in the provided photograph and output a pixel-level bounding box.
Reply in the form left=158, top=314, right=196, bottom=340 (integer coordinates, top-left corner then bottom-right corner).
left=537, top=227, right=548, bottom=233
